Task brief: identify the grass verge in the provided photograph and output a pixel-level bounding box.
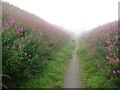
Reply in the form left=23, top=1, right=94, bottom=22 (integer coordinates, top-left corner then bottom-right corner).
left=20, top=40, right=75, bottom=88
left=77, top=39, right=117, bottom=88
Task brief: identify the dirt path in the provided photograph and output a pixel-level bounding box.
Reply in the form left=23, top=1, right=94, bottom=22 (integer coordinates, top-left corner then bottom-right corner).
left=64, top=39, right=80, bottom=88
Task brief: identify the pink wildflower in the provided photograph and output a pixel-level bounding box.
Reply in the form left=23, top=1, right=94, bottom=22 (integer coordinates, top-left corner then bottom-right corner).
left=10, top=19, right=16, bottom=26
left=113, top=58, right=120, bottom=63
left=117, top=70, right=120, bottom=74
left=2, top=29, right=4, bottom=32
left=15, top=26, right=24, bottom=34
left=106, top=55, right=110, bottom=60
left=3, top=23, right=9, bottom=30
left=18, top=45, right=22, bottom=49
left=40, top=32, right=42, bottom=36
left=32, top=28, right=35, bottom=32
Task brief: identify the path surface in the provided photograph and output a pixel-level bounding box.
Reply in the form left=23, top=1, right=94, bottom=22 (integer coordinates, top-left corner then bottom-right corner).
left=64, top=39, right=80, bottom=88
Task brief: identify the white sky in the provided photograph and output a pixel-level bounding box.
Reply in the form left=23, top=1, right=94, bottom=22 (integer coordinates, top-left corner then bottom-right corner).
left=2, top=0, right=119, bottom=34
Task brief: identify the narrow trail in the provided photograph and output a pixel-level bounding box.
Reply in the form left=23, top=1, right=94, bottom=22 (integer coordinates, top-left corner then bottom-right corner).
left=64, top=39, right=80, bottom=88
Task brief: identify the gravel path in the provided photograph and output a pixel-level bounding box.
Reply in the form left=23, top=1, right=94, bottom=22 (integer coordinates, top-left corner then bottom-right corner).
left=64, top=39, right=80, bottom=88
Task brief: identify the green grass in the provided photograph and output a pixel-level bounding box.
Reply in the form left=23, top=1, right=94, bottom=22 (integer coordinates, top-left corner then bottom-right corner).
left=20, top=40, right=75, bottom=88
left=77, top=39, right=117, bottom=88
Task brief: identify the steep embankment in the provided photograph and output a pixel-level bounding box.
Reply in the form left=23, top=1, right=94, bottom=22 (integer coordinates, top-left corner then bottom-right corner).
left=2, top=2, right=73, bottom=88
left=77, top=21, right=119, bottom=88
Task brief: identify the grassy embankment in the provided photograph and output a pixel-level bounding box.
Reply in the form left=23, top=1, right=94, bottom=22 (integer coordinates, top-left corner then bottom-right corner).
left=21, top=40, right=75, bottom=88
left=77, top=38, right=117, bottom=88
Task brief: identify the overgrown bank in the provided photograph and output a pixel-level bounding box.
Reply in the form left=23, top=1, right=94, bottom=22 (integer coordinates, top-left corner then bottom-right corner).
left=21, top=40, right=75, bottom=88
left=2, top=2, right=72, bottom=88
left=77, top=39, right=117, bottom=88
left=77, top=20, right=119, bottom=88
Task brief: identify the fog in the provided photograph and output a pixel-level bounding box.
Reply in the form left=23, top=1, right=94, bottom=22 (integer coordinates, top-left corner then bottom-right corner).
left=2, top=0, right=119, bottom=35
